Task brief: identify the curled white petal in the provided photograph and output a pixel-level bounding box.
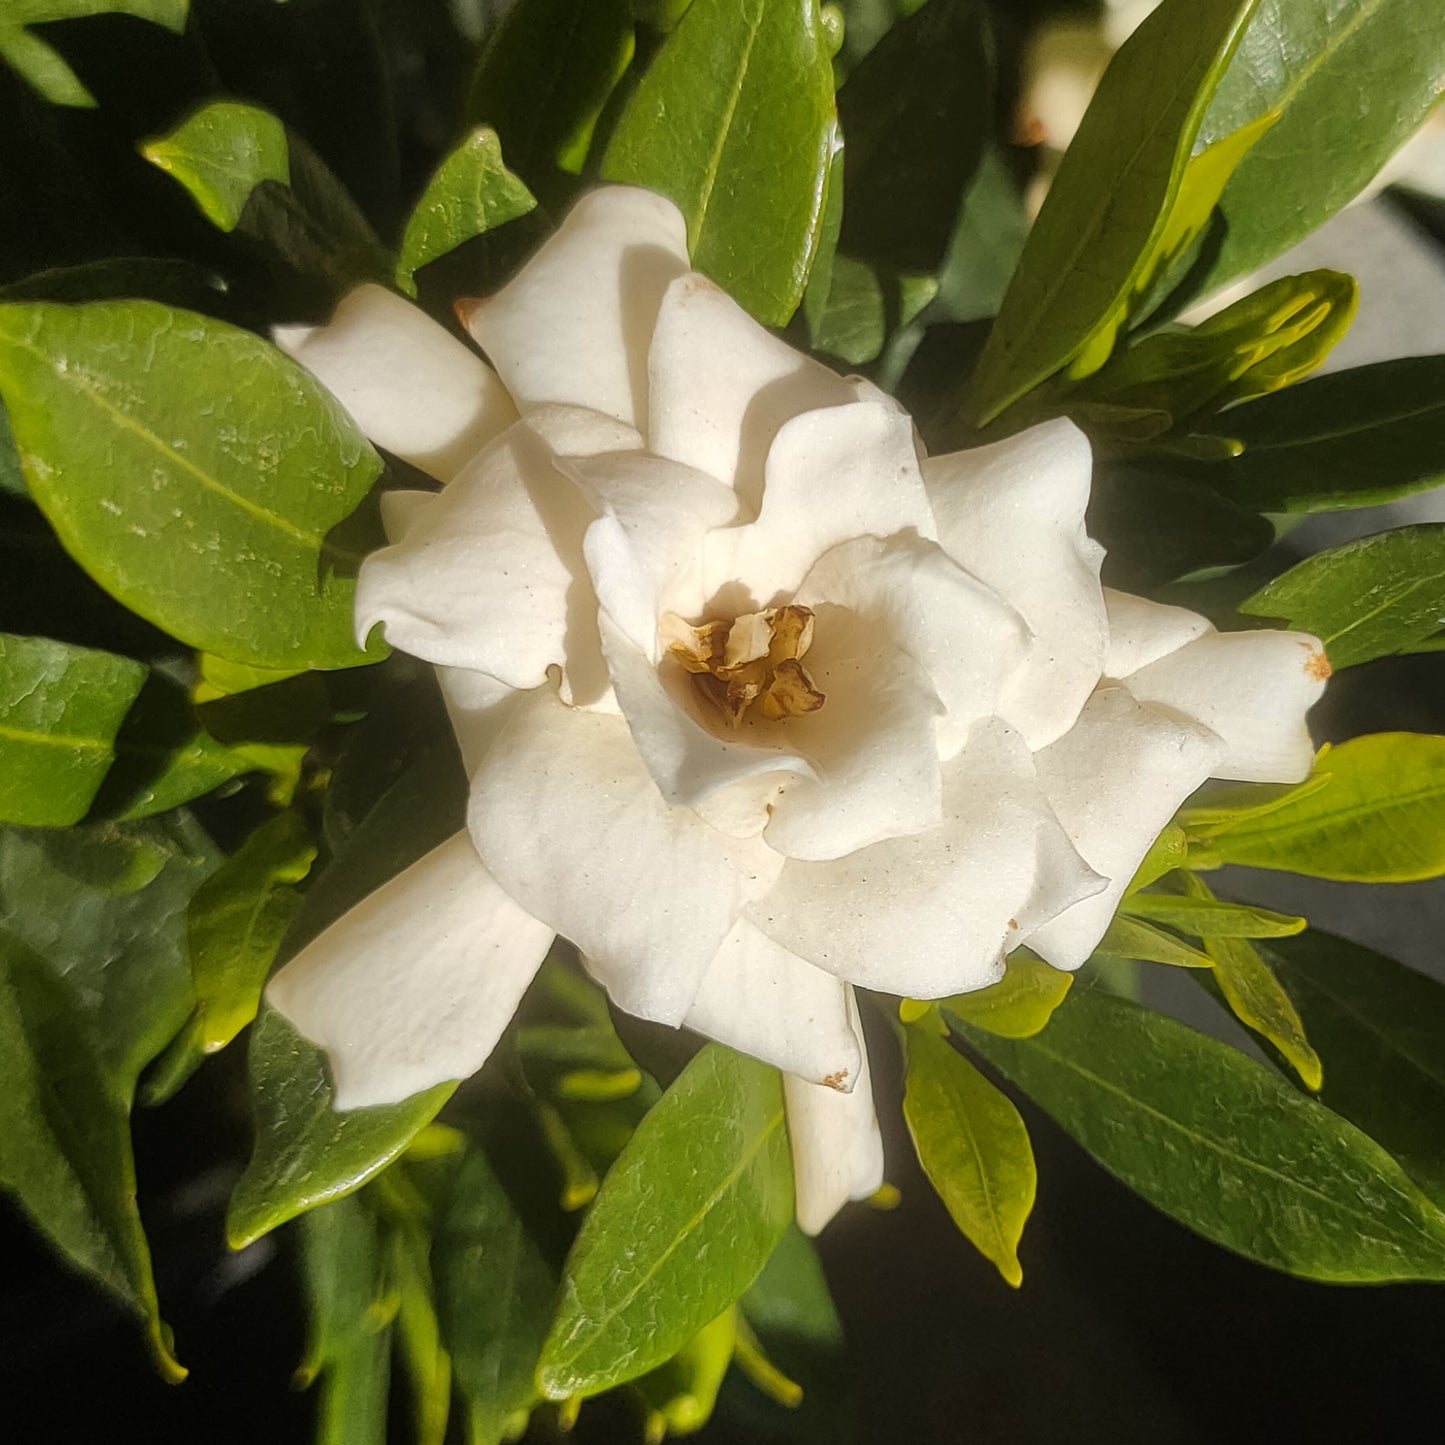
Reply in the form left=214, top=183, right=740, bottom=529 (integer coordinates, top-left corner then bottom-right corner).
left=683, top=920, right=862, bottom=1088
left=274, top=283, right=516, bottom=481
left=1125, top=629, right=1328, bottom=783
left=463, top=187, right=689, bottom=427
left=468, top=687, right=782, bottom=1026
left=1024, top=685, right=1225, bottom=971
left=266, top=832, right=553, bottom=1109
left=924, top=418, right=1106, bottom=748
left=1102, top=588, right=1212, bottom=679
left=646, top=271, right=855, bottom=507
left=752, top=719, right=1102, bottom=996
left=785, top=989, right=885, bottom=1236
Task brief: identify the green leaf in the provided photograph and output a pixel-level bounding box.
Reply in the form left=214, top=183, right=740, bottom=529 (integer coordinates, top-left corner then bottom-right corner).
left=0, top=2, right=188, bottom=108
left=1125, top=824, right=1188, bottom=894
left=0, top=813, right=219, bottom=1096
left=1120, top=893, right=1306, bottom=939
left=1180, top=772, right=1333, bottom=836
left=296, top=1191, right=392, bottom=1445
left=961, top=985, right=1445, bottom=1281
left=227, top=1007, right=454, bottom=1248
left=903, top=1016, right=1035, bottom=1286
left=0, top=300, right=386, bottom=670
left=385, top=1220, right=451, bottom=1445
left=1197, top=357, right=1445, bottom=512
left=0, top=935, right=181, bottom=1378
left=0, top=632, right=146, bottom=827
left=1197, top=0, right=1445, bottom=290
left=835, top=0, right=991, bottom=274
left=632, top=1309, right=737, bottom=1438
left=935, top=949, right=1072, bottom=1040
left=141, top=101, right=289, bottom=232
left=537, top=1045, right=792, bottom=1400
left=145, top=810, right=316, bottom=1104
left=1240, top=525, right=1445, bottom=670
left=970, top=0, right=1260, bottom=424
left=1201, top=734, right=1445, bottom=881
left=602, top=0, right=837, bottom=326
left=467, top=0, right=635, bottom=192
left=1205, top=932, right=1322, bottom=1090
left=395, top=127, right=537, bottom=296
left=435, top=1146, right=558, bottom=1445
left=1094, top=916, right=1213, bottom=969
left=1263, top=931, right=1445, bottom=1210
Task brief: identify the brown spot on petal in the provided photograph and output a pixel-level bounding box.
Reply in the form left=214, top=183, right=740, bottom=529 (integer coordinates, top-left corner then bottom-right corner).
left=1008, top=918, right=1019, bottom=931
left=453, top=295, right=486, bottom=331
left=822, top=1069, right=850, bottom=1092
left=1304, top=646, right=1333, bottom=682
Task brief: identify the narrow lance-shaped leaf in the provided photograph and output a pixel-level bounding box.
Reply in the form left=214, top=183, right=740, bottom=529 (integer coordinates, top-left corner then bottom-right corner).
left=1119, top=892, right=1306, bottom=939
left=970, top=0, right=1260, bottom=424
left=0, top=632, right=146, bottom=827
left=0, top=300, right=387, bottom=671
left=928, top=949, right=1072, bottom=1040
left=536, top=1045, right=793, bottom=1400
left=903, top=1015, right=1035, bottom=1286
left=1199, top=734, right=1445, bottom=882
left=602, top=0, right=838, bottom=326
left=961, top=984, right=1445, bottom=1282
left=395, top=127, right=537, bottom=296
left=1094, top=916, right=1213, bottom=970
left=1240, top=525, right=1445, bottom=670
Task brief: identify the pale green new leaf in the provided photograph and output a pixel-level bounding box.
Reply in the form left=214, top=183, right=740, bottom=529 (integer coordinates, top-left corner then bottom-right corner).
left=1203, top=934, right=1323, bottom=1091
left=934, top=949, right=1072, bottom=1040
left=1094, top=916, right=1212, bottom=969
left=903, top=1019, right=1035, bottom=1286
left=1201, top=734, right=1445, bottom=881
left=537, top=1046, right=792, bottom=1400
left=602, top=0, right=837, bottom=326
left=961, top=985, right=1445, bottom=1281
left=0, top=300, right=386, bottom=671
left=1120, top=893, right=1306, bottom=939
left=0, top=632, right=146, bottom=827
left=1240, top=525, right=1445, bottom=669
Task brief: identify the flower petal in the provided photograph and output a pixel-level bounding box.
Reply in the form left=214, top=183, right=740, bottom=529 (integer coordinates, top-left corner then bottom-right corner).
left=354, top=421, right=593, bottom=691
left=468, top=688, right=781, bottom=1025
left=265, top=832, right=553, bottom=1109
left=785, top=989, right=885, bottom=1236
left=752, top=720, right=1102, bottom=996
left=1124, top=629, right=1328, bottom=783
left=274, top=284, right=516, bottom=481
left=1102, top=588, right=1211, bottom=679
left=435, top=665, right=521, bottom=774
left=923, top=419, right=1106, bottom=748
left=567, top=451, right=740, bottom=658
left=646, top=272, right=855, bottom=508
left=1023, top=686, right=1225, bottom=971
left=462, top=187, right=689, bottom=427
left=683, top=920, right=862, bottom=1087
left=795, top=533, right=1030, bottom=760
left=700, top=399, right=937, bottom=615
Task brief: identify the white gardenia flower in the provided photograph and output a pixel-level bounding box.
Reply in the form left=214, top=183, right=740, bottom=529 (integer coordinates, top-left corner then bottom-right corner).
left=267, top=186, right=1329, bottom=1235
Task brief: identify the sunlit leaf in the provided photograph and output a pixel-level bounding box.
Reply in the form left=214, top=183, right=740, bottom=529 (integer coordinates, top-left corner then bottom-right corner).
left=935, top=949, right=1072, bottom=1040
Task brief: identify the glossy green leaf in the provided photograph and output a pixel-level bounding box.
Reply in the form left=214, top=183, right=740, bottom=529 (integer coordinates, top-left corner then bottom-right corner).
left=633, top=1309, right=737, bottom=1438
left=1198, top=357, right=1445, bottom=512
left=1120, top=892, right=1306, bottom=939
left=0, top=935, right=181, bottom=1377
left=0, top=1, right=188, bottom=108
left=468, top=0, right=635, bottom=191
left=962, top=985, right=1445, bottom=1281
left=1240, top=525, right=1445, bottom=670
left=537, top=1045, right=792, bottom=1400
left=935, top=949, right=1072, bottom=1040
left=145, top=810, right=316, bottom=1103
left=835, top=0, right=990, bottom=274
left=0, top=632, right=146, bottom=826
left=1094, top=916, right=1213, bottom=969
left=395, top=127, right=537, bottom=297
left=0, top=300, right=386, bottom=670
left=903, top=1017, right=1034, bottom=1286
left=297, top=1191, right=392, bottom=1445
left=227, top=1007, right=454, bottom=1248
left=142, top=102, right=289, bottom=232
left=435, top=1146, right=558, bottom=1445
left=602, top=0, right=837, bottom=326
left=1202, top=734, right=1445, bottom=881
left=1264, top=932, right=1445, bottom=1209
left=970, top=0, right=1259, bottom=423
left=1197, top=0, right=1445, bottom=290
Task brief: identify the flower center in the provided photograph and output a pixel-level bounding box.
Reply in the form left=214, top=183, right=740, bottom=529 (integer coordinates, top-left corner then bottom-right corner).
left=661, top=604, right=826, bottom=728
